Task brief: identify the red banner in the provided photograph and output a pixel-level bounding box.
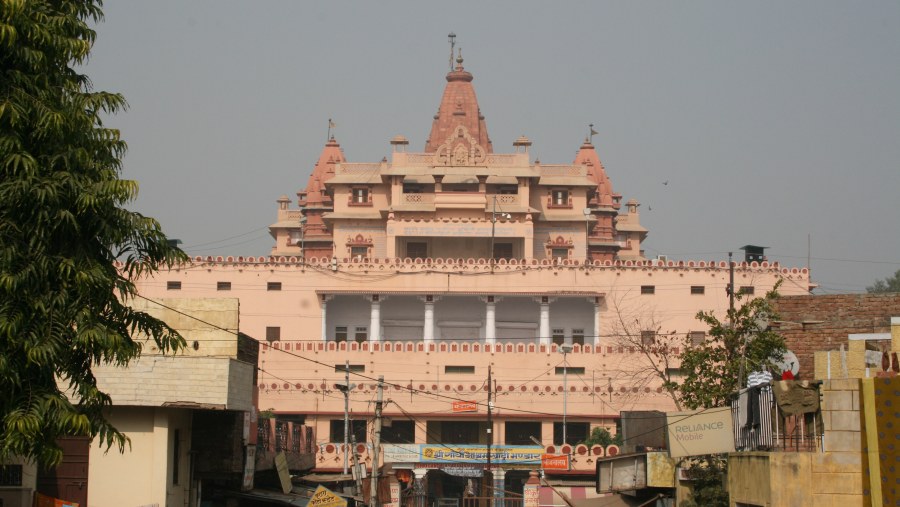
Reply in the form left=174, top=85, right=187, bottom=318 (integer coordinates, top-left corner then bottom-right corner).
left=451, top=400, right=477, bottom=412
left=541, top=454, right=570, bottom=470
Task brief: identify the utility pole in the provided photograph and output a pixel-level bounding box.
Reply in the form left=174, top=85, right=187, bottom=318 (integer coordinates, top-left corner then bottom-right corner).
left=560, top=344, right=573, bottom=446
left=370, top=376, right=384, bottom=507
left=485, top=365, right=493, bottom=498
left=728, top=251, right=735, bottom=318
left=351, top=433, right=363, bottom=495
left=334, top=361, right=356, bottom=475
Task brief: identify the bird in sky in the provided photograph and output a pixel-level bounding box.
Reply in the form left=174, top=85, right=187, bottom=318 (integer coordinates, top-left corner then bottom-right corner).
left=663, top=180, right=669, bottom=186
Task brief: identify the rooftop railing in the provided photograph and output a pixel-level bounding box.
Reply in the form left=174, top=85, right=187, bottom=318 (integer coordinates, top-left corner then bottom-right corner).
left=730, top=381, right=823, bottom=452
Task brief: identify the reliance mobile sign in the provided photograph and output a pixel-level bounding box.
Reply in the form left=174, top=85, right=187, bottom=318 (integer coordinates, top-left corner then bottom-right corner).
left=666, top=407, right=735, bottom=458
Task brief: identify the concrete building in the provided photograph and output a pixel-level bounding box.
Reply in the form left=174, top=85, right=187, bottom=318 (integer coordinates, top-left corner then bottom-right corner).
left=132, top=54, right=813, bottom=501
left=0, top=298, right=263, bottom=507
left=726, top=316, right=900, bottom=507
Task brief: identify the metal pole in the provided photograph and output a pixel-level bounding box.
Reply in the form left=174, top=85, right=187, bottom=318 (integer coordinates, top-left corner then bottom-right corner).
left=490, top=196, right=496, bottom=271
left=351, top=432, right=363, bottom=495
left=371, top=376, right=384, bottom=507
left=343, top=360, right=350, bottom=475
left=728, top=251, right=735, bottom=316
left=563, top=348, right=568, bottom=445
left=486, top=365, right=493, bottom=498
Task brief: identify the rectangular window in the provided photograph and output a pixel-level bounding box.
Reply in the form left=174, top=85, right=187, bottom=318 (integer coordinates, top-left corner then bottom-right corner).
left=551, top=189, right=569, bottom=207
left=572, top=329, right=585, bottom=346
left=382, top=420, right=416, bottom=444
left=553, top=422, right=589, bottom=445
left=352, top=187, right=369, bottom=204
left=498, top=185, right=517, bottom=195
left=354, top=326, right=368, bottom=343
left=551, top=248, right=569, bottom=260
left=552, top=328, right=565, bottom=345
left=739, top=286, right=755, bottom=295
left=431, top=420, right=483, bottom=444
left=167, top=281, right=181, bottom=290
left=217, top=281, right=232, bottom=291
left=445, top=365, right=475, bottom=374
left=641, top=330, right=656, bottom=346
left=689, top=331, right=706, bottom=346
left=555, top=366, right=585, bottom=375
left=0, top=464, right=23, bottom=486
left=690, top=285, right=705, bottom=295
left=666, top=368, right=685, bottom=379
left=335, top=326, right=348, bottom=343
left=350, top=246, right=367, bottom=259
left=407, top=242, right=428, bottom=259
left=402, top=184, right=422, bottom=194
left=505, top=422, right=541, bottom=445
left=641, top=285, right=655, bottom=295
left=493, top=243, right=513, bottom=260
left=330, top=419, right=367, bottom=444
left=266, top=326, right=281, bottom=342
left=267, top=281, right=282, bottom=291
left=334, top=364, right=365, bottom=373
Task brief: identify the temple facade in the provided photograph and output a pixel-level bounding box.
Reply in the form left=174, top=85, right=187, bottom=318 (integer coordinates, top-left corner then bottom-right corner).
left=134, top=54, right=813, bottom=501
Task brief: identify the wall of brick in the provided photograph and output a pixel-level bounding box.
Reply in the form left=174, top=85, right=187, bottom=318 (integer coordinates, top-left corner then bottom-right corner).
left=95, top=355, right=255, bottom=411
left=775, top=293, right=900, bottom=380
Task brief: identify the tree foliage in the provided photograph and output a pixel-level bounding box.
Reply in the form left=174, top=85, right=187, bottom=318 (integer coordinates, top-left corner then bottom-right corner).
left=680, top=455, right=729, bottom=507
left=677, top=284, right=786, bottom=410
left=867, top=269, right=900, bottom=294
left=581, top=427, right=622, bottom=447
left=0, top=0, right=186, bottom=466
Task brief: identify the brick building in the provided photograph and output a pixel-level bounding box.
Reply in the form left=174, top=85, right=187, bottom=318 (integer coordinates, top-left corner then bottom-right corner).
left=775, top=293, right=900, bottom=380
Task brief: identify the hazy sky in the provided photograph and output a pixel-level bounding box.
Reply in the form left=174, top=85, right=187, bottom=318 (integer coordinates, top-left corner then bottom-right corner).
left=84, top=1, right=900, bottom=294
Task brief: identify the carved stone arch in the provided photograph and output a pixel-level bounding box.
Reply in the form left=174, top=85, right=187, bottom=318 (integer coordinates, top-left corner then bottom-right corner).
left=435, top=125, right=486, bottom=166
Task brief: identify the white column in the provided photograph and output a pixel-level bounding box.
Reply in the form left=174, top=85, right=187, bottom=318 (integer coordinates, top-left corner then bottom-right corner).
left=594, top=299, right=602, bottom=347
left=539, top=301, right=551, bottom=346
left=485, top=298, right=496, bottom=344
left=423, top=299, right=435, bottom=342
left=370, top=296, right=381, bottom=342
left=321, top=298, right=328, bottom=341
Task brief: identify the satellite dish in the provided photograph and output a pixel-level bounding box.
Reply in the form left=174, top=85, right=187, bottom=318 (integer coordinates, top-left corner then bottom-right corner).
left=772, top=350, right=800, bottom=377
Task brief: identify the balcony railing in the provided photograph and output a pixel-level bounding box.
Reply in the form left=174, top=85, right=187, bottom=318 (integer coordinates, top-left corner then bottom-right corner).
left=729, top=382, right=823, bottom=452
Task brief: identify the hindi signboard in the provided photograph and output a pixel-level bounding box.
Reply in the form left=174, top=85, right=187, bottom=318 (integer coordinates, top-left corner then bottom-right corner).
left=666, top=407, right=735, bottom=458
left=452, top=400, right=478, bottom=413
left=420, top=445, right=542, bottom=464
left=540, top=454, right=569, bottom=471
left=308, top=485, right=348, bottom=507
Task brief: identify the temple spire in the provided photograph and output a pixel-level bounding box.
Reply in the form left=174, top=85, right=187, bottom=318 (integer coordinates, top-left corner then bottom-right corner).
left=424, top=45, right=492, bottom=154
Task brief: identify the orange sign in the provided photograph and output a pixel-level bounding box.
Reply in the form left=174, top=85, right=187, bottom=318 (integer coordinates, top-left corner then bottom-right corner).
left=34, top=492, right=79, bottom=507
left=452, top=400, right=478, bottom=412
left=541, top=453, right=570, bottom=470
